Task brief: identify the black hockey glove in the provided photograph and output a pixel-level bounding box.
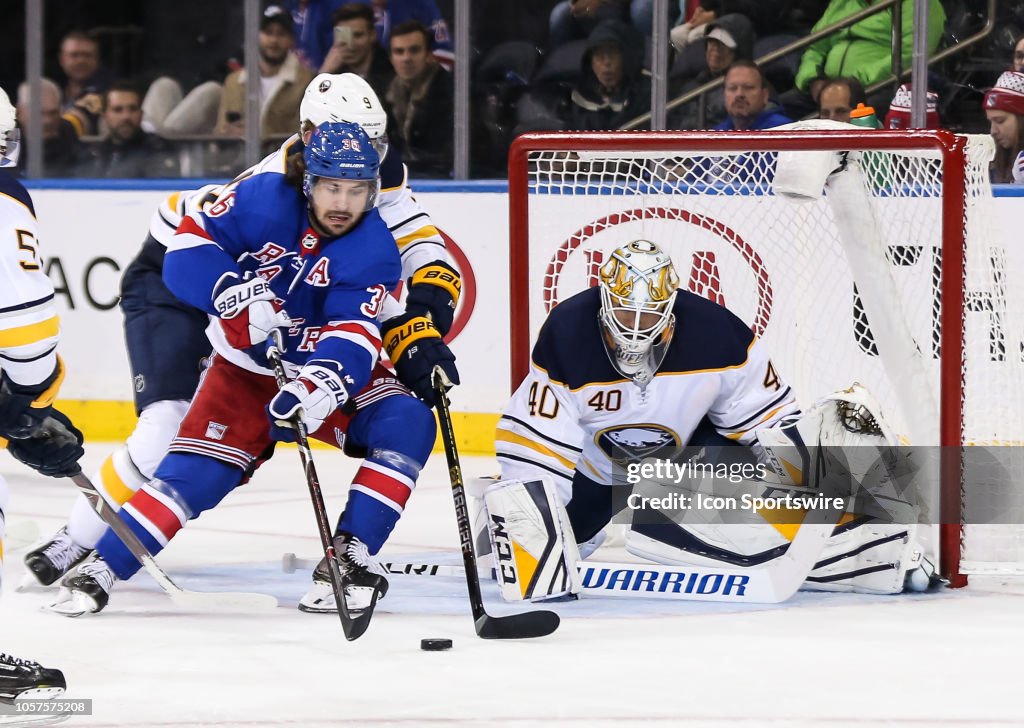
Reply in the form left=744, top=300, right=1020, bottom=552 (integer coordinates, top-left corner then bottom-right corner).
left=0, top=360, right=64, bottom=439
left=5, top=409, right=85, bottom=478
left=382, top=312, right=459, bottom=407
left=405, top=261, right=461, bottom=336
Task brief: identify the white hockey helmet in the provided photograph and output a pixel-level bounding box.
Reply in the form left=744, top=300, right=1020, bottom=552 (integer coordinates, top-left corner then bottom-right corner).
left=598, top=240, right=680, bottom=386
left=0, top=87, right=19, bottom=168
left=299, top=73, right=388, bottom=157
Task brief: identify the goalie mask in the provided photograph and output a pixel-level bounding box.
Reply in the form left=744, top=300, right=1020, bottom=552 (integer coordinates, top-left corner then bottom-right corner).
left=598, top=240, right=679, bottom=387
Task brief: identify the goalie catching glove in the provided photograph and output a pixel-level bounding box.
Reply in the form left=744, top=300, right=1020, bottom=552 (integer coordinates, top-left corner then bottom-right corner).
left=267, top=359, right=356, bottom=441
left=213, top=273, right=291, bottom=349
left=405, top=261, right=461, bottom=336
left=382, top=312, right=458, bottom=406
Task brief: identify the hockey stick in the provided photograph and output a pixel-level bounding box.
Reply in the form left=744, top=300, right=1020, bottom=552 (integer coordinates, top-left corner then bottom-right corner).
left=68, top=469, right=277, bottom=611
left=265, top=331, right=371, bottom=641
left=433, top=371, right=560, bottom=639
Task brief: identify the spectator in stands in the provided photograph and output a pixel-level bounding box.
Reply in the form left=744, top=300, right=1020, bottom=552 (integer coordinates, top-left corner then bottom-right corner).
left=884, top=83, right=940, bottom=129
left=984, top=71, right=1024, bottom=184
left=817, top=76, right=865, bottom=122
left=16, top=79, right=85, bottom=177
left=715, top=60, right=792, bottom=130
left=285, top=0, right=347, bottom=71
left=81, top=82, right=179, bottom=178
left=787, top=0, right=946, bottom=119
left=320, top=4, right=394, bottom=96
left=385, top=20, right=452, bottom=176
left=567, top=19, right=650, bottom=131
left=1012, top=34, right=1024, bottom=73
left=216, top=6, right=316, bottom=139
left=668, top=13, right=753, bottom=129
left=671, top=1, right=793, bottom=44
left=57, top=30, right=114, bottom=138
left=287, top=0, right=454, bottom=71
left=549, top=0, right=630, bottom=49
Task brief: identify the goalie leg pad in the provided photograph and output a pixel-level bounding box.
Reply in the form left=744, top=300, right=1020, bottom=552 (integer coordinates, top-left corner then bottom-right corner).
left=483, top=477, right=582, bottom=602
left=804, top=521, right=933, bottom=594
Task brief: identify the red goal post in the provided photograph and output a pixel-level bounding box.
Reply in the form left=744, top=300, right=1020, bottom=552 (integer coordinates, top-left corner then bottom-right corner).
left=508, top=128, right=1022, bottom=586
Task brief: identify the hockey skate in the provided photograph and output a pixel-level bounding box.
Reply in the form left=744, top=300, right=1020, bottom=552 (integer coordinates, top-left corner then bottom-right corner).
left=0, top=653, right=65, bottom=703
left=22, top=527, right=91, bottom=587
left=47, top=554, right=117, bottom=617
left=298, top=533, right=389, bottom=616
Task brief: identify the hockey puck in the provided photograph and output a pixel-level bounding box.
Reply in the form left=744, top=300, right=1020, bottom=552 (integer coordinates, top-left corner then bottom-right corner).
left=420, top=638, right=453, bottom=651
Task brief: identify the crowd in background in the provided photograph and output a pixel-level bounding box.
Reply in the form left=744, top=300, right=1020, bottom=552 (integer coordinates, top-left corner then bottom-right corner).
left=4, top=0, right=1024, bottom=182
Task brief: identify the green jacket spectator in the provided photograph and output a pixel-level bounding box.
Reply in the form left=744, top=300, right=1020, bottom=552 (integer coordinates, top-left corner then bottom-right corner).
left=794, top=0, right=946, bottom=92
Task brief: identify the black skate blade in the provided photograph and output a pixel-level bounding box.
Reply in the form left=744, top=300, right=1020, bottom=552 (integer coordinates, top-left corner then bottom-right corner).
left=475, top=609, right=560, bottom=640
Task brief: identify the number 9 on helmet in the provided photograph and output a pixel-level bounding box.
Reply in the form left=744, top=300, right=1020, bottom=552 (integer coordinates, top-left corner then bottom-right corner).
left=300, top=73, right=389, bottom=160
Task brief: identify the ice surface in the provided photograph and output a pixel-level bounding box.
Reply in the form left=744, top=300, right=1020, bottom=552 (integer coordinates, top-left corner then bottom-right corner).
left=3, top=445, right=1024, bottom=727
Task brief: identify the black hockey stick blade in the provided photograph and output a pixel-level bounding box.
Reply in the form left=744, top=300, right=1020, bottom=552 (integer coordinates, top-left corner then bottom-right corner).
left=433, top=370, right=560, bottom=640
left=475, top=610, right=560, bottom=640
left=265, top=333, right=371, bottom=640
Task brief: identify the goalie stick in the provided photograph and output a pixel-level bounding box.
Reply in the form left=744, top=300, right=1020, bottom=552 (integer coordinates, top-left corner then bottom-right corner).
left=68, top=469, right=277, bottom=611
left=265, top=331, right=374, bottom=641
left=433, top=371, right=560, bottom=639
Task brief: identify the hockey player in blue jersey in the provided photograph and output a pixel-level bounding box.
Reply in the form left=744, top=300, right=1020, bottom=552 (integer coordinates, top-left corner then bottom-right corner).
left=50, top=122, right=437, bottom=620
left=26, top=75, right=461, bottom=611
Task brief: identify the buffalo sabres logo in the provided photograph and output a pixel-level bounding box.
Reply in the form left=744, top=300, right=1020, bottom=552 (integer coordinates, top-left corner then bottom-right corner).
left=319, top=79, right=331, bottom=93
left=595, top=424, right=680, bottom=464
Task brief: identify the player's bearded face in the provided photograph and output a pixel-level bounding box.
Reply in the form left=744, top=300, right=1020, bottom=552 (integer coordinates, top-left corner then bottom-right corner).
left=309, top=177, right=371, bottom=236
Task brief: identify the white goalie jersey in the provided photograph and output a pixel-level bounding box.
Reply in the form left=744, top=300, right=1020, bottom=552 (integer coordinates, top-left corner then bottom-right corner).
left=497, top=287, right=800, bottom=503
left=0, top=174, right=59, bottom=387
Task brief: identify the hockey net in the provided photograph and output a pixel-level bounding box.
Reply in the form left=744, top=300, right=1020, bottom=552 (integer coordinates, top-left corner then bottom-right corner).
left=508, top=125, right=1024, bottom=585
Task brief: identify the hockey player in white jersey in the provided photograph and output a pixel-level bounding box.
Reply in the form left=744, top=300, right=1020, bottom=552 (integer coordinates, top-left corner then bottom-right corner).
left=486, top=240, right=936, bottom=603
left=24, top=74, right=461, bottom=614
left=0, top=87, right=79, bottom=701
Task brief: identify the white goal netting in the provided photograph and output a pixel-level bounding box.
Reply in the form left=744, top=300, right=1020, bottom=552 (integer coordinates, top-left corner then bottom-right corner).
left=513, top=126, right=1024, bottom=580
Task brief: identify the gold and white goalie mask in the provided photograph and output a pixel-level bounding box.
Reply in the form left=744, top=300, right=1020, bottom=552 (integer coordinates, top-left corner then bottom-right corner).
left=598, top=240, right=679, bottom=387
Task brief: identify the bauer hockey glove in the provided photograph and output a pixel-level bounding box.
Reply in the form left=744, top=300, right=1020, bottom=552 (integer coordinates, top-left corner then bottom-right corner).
left=267, top=359, right=356, bottom=441
left=382, top=312, right=459, bottom=407
left=404, top=261, right=461, bottom=336
left=4, top=409, right=84, bottom=478
left=213, top=273, right=292, bottom=350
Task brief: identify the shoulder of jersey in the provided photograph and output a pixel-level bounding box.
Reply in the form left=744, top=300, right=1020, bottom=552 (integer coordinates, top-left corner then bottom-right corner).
left=0, top=173, right=35, bottom=218
left=660, top=290, right=755, bottom=374
left=326, top=208, right=401, bottom=284
left=532, top=287, right=621, bottom=389
left=379, top=148, right=405, bottom=191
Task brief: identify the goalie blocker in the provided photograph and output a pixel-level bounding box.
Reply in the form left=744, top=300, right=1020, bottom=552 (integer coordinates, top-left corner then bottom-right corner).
left=475, top=385, right=939, bottom=603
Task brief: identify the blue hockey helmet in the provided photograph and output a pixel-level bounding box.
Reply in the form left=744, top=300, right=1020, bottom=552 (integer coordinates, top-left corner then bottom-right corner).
left=303, top=121, right=380, bottom=209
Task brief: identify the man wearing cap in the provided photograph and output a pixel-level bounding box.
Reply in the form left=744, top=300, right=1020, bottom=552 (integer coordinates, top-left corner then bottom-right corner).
left=884, top=84, right=940, bottom=129
left=668, top=13, right=753, bottom=129
left=984, top=71, right=1024, bottom=184
left=216, top=5, right=316, bottom=138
